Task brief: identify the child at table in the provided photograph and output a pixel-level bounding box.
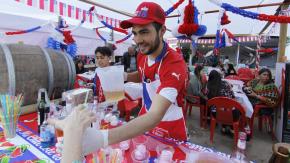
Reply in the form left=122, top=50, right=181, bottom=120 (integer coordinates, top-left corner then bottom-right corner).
left=92, top=46, right=113, bottom=103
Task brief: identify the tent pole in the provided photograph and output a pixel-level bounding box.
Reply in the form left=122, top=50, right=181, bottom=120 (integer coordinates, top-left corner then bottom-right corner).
left=236, top=44, right=240, bottom=66
left=277, top=4, right=289, bottom=63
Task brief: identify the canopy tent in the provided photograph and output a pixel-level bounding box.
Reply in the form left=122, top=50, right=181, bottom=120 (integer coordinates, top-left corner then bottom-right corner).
left=198, top=36, right=279, bottom=67
left=0, top=0, right=132, bottom=56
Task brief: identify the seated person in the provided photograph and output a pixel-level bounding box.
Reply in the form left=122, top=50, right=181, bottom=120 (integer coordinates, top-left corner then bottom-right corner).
left=186, top=65, right=207, bottom=104
left=207, top=70, right=238, bottom=134
left=245, top=68, right=279, bottom=114
left=93, top=46, right=112, bottom=103
left=225, top=63, right=237, bottom=77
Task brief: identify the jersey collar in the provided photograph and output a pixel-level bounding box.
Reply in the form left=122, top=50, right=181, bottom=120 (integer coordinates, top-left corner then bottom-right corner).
left=155, top=41, right=167, bottom=62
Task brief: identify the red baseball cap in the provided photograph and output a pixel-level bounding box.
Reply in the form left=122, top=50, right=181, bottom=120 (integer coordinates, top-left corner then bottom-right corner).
left=120, top=2, right=165, bottom=29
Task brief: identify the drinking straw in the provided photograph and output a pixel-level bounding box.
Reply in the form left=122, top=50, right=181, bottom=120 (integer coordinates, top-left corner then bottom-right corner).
left=111, top=150, right=117, bottom=163
left=84, top=89, right=90, bottom=105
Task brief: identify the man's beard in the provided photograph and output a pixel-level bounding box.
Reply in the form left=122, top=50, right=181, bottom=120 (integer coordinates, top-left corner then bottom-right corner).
left=139, top=35, right=161, bottom=55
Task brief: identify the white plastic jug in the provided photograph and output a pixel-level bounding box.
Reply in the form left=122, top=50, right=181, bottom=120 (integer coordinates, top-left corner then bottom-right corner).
left=96, top=65, right=124, bottom=102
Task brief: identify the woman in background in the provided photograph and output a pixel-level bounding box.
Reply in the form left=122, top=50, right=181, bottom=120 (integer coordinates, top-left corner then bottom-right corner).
left=75, top=59, right=85, bottom=74
left=186, top=65, right=207, bottom=104
left=246, top=68, right=279, bottom=114
left=207, top=70, right=238, bottom=134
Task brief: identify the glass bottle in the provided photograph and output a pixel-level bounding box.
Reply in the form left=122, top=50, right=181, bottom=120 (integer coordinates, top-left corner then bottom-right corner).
left=230, top=132, right=250, bottom=163
left=38, top=92, right=46, bottom=133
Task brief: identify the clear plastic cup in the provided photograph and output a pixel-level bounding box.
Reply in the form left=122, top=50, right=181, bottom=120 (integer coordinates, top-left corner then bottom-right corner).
left=130, top=145, right=150, bottom=163
left=1, top=116, right=18, bottom=139
left=156, top=144, right=175, bottom=163
left=146, top=136, right=162, bottom=151
left=2, top=120, right=17, bottom=139
left=119, top=139, right=131, bottom=151
left=132, top=135, right=148, bottom=149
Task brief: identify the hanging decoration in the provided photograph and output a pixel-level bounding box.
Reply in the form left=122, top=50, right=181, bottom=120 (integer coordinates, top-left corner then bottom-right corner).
left=219, top=29, right=232, bottom=48
left=92, top=0, right=186, bottom=42
left=213, top=9, right=225, bottom=55
left=47, top=17, right=85, bottom=58
left=221, top=11, right=231, bottom=25
left=257, top=48, right=278, bottom=53
left=1, top=22, right=50, bottom=36
left=172, top=0, right=207, bottom=41
left=88, top=6, right=128, bottom=35
left=95, top=27, right=132, bottom=44
left=15, top=0, right=122, bottom=27
left=178, top=0, right=199, bottom=36
left=209, top=0, right=290, bottom=24
left=89, top=5, right=132, bottom=44
left=165, top=0, right=185, bottom=16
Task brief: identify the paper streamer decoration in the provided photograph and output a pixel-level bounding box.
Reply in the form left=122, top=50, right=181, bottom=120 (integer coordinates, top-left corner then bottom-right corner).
left=165, top=0, right=185, bottom=16
left=209, top=0, right=290, bottom=24
left=87, top=6, right=128, bottom=35
left=1, top=22, right=50, bottom=36
left=95, top=28, right=132, bottom=44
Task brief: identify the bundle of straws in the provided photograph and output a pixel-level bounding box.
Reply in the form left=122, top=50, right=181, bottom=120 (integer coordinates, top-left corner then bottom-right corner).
left=0, top=94, right=24, bottom=137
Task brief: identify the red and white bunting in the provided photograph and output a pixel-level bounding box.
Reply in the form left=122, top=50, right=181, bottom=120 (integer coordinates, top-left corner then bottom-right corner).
left=14, top=0, right=121, bottom=27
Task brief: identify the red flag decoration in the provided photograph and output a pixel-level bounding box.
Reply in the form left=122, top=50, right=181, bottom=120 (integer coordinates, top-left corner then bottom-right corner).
left=27, top=0, right=33, bottom=6
left=68, top=5, right=72, bottom=17
left=89, top=13, right=93, bottom=23
left=76, top=7, right=79, bottom=20
left=82, top=10, right=87, bottom=21
left=49, top=0, right=55, bottom=13
left=59, top=2, right=63, bottom=15
left=26, top=0, right=38, bottom=7
left=39, top=0, right=44, bottom=9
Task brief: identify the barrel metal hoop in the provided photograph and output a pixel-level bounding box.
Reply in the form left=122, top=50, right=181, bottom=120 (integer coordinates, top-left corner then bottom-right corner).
left=61, top=52, right=73, bottom=90
left=40, top=47, right=54, bottom=97
left=1, top=44, right=16, bottom=95
left=66, top=54, right=76, bottom=89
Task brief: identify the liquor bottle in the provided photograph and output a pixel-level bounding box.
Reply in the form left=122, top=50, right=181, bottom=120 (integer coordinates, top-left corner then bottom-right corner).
left=230, top=132, right=250, bottom=163
left=41, top=102, right=55, bottom=148
left=38, top=92, right=46, bottom=133
left=40, top=121, right=55, bottom=148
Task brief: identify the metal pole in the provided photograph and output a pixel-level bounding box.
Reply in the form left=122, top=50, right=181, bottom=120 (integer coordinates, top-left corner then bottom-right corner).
left=236, top=44, right=240, bottom=66
left=277, top=4, right=289, bottom=63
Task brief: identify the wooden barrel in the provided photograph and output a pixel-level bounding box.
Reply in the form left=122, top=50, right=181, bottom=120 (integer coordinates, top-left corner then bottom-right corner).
left=0, top=44, right=75, bottom=106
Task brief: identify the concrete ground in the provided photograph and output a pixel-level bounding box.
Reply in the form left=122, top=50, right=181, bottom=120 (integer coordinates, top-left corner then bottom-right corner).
left=186, top=106, right=276, bottom=163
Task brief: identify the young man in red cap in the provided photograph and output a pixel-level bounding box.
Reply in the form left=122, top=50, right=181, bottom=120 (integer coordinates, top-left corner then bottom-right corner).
left=120, top=1, right=188, bottom=141
left=49, top=2, right=188, bottom=162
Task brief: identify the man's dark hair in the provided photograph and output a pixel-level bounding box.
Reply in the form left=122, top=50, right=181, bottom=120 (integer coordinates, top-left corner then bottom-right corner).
left=152, top=22, right=163, bottom=32
left=225, top=56, right=229, bottom=59
left=95, top=46, right=112, bottom=57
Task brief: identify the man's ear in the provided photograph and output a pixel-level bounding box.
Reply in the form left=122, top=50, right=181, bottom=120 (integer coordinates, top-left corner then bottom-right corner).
left=160, top=25, right=166, bottom=36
